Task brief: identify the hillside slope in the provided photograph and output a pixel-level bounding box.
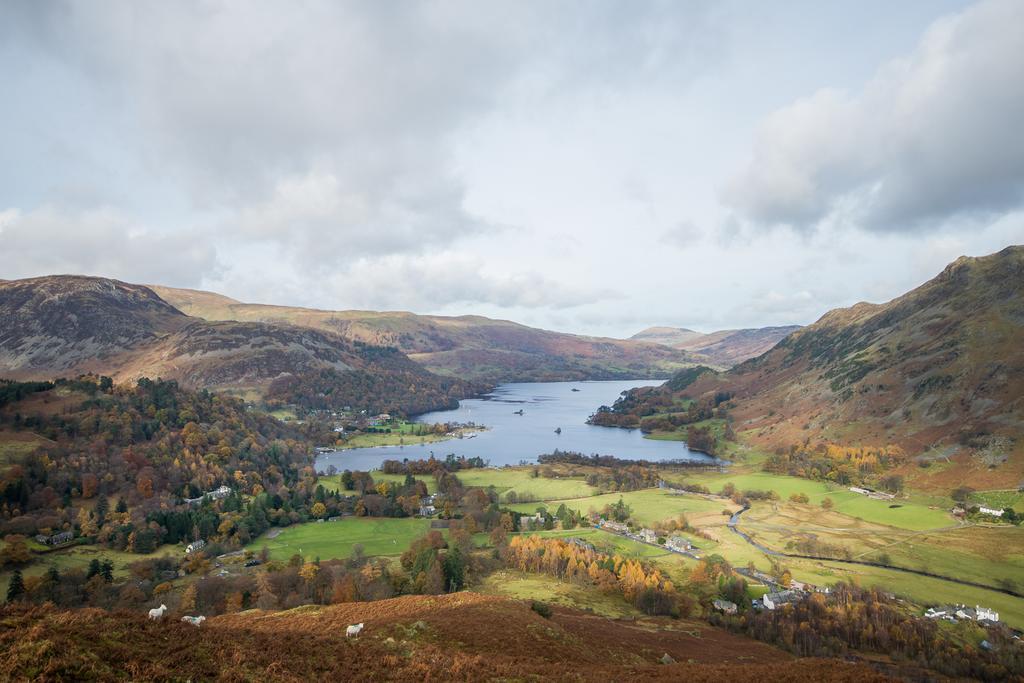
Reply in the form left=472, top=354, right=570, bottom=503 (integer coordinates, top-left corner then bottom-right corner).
left=151, top=285, right=699, bottom=383
left=0, top=594, right=894, bottom=682
left=0, top=276, right=472, bottom=414
left=631, top=325, right=801, bottom=367
left=610, top=247, right=1024, bottom=469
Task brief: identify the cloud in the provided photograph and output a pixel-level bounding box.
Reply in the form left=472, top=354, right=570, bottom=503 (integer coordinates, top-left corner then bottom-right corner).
left=0, top=205, right=219, bottom=286
left=661, top=219, right=705, bottom=248
left=319, top=252, right=607, bottom=312
left=722, top=0, right=1024, bottom=232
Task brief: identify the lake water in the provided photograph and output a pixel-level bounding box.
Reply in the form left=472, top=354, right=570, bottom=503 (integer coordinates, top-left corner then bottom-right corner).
left=315, top=379, right=712, bottom=471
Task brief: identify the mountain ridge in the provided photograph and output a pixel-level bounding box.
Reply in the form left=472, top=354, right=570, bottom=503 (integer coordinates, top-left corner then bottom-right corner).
left=149, top=284, right=701, bottom=383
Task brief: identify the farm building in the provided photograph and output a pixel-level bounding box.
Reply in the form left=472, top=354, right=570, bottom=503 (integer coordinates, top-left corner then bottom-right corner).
left=36, top=531, right=75, bottom=546
left=978, top=506, right=1004, bottom=517
left=185, top=539, right=207, bottom=554
left=763, top=590, right=801, bottom=610
left=419, top=504, right=437, bottom=517
left=712, top=599, right=738, bottom=615
left=637, top=528, right=657, bottom=544
left=598, top=519, right=628, bottom=534
left=665, top=536, right=692, bottom=553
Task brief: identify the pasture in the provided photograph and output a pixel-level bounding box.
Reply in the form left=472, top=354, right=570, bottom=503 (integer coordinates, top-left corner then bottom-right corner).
left=475, top=570, right=642, bottom=617
left=458, top=468, right=598, bottom=502
left=246, top=518, right=433, bottom=561
left=509, top=488, right=736, bottom=527
left=679, top=470, right=953, bottom=531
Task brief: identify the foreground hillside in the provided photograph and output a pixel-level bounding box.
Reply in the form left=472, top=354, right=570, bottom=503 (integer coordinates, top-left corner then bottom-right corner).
left=151, top=285, right=699, bottom=384
left=0, top=593, right=893, bottom=682
left=631, top=325, right=801, bottom=367
left=0, top=276, right=472, bottom=414
left=609, top=247, right=1024, bottom=486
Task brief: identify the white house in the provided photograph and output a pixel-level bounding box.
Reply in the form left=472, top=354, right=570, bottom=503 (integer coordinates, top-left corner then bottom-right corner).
left=763, top=590, right=800, bottom=610
left=979, top=506, right=1004, bottom=517
left=976, top=605, right=999, bottom=622
left=665, top=536, right=692, bottom=553
left=637, top=528, right=657, bottom=544
left=599, top=519, right=628, bottom=534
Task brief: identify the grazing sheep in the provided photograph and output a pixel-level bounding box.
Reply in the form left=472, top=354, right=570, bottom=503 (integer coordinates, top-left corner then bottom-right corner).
left=346, top=622, right=364, bottom=637
left=148, top=604, right=168, bottom=620
left=181, top=615, right=206, bottom=626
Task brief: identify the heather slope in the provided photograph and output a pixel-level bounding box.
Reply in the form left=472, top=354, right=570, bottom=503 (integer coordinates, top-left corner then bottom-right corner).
left=0, top=594, right=894, bottom=682
left=682, top=246, right=1024, bottom=456
left=0, top=276, right=473, bottom=414
left=151, top=285, right=699, bottom=383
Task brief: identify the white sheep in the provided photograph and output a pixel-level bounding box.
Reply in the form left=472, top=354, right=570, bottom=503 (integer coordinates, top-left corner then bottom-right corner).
left=346, top=622, right=364, bottom=637
left=181, top=615, right=206, bottom=626
left=148, top=604, right=168, bottom=620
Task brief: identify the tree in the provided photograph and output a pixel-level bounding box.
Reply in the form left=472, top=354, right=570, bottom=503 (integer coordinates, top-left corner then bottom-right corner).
left=7, top=569, right=25, bottom=602
left=299, top=562, right=320, bottom=583
left=311, top=502, right=327, bottom=519
left=821, top=497, right=834, bottom=510
left=0, top=535, right=32, bottom=566
left=180, top=583, right=198, bottom=612
left=951, top=486, right=974, bottom=503
left=100, top=559, right=114, bottom=582
left=87, top=559, right=102, bottom=580
left=443, top=547, right=465, bottom=592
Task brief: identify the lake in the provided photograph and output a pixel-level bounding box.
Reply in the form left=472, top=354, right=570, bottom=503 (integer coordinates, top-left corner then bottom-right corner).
left=315, top=379, right=712, bottom=471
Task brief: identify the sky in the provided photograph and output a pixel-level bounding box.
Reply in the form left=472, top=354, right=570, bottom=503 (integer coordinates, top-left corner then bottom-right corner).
left=2, top=0, right=1022, bottom=338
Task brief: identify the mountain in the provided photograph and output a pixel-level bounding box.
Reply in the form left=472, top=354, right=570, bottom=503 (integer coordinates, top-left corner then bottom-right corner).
left=150, top=285, right=700, bottom=384
left=0, top=276, right=472, bottom=415
left=630, top=326, right=705, bottom=347
left=631, top=325, right=801, bottom=367
left=610, top=247, right=1024, bottom=473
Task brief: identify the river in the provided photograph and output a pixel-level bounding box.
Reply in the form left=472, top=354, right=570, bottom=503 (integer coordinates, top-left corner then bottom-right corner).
left=315, top=379, right=713, bottom=472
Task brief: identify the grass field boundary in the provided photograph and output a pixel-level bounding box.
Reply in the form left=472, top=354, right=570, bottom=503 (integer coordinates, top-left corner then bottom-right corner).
left=728, top=507, right=1024, bottom=599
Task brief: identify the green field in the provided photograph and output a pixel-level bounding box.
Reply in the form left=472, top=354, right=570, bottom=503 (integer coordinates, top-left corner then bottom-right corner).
left=331, top=422, right=482, bottom=450
left=678, top=470, right=953, bottom=531
left=509, top=488, right=734, bottom=527
left=246, top=518, right=433, bottom=561
left=475, top=569, right=642, bottom=617
left=0, top=544, right=180, bottom=596
left=458, top=468, right=598, bottom=502
left=970, top=490, right=1024, bottom=513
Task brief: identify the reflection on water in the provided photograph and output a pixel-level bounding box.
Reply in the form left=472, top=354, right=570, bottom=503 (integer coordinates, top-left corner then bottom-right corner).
left=316, top=379, right=711, bottom=471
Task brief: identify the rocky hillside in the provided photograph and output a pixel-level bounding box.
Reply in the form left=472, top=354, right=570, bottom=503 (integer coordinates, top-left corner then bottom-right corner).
left=669, top=247, right=1024, bottom=461
left=0, top=594, right=894, bottom=682
left=631, top=325, right=800, bottom=367
left=151, top=285, right=700, bottom=384
left=0, top=276, right=473, bottom=414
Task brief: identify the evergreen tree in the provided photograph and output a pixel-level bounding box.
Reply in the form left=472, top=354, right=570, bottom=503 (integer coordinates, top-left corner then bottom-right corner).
left=95, top=495, right=109, bottom=524
left=115, top=498, right=128, bottom=514
left=86, top=558, right=101, bottom=579
left=6, top=569, right=24, bottom=602
left=100, top=559, right=114, bottom=582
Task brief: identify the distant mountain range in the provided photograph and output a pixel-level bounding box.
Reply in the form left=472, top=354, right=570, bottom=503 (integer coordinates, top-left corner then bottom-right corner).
left=622, top=246, right=1024, bottom=472
left=0, top=276, right=702, bottom=414
left=631, top=325, right=801, bottom=367
left=149, top=285, right=700, bottom=383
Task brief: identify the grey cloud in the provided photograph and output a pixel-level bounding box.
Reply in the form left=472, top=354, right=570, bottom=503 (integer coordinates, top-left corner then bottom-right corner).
left=318, top=253, right=607, bottom=312
left=722, top=0, right=1024, bottom=232
left=0, top=206, right=219, bottom=286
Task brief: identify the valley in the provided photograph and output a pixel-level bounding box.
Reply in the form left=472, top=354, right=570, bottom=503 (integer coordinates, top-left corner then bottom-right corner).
left=0, top=248, right=1022, bottom=681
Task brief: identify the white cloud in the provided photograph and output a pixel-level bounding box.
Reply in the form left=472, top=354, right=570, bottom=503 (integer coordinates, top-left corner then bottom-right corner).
left=0, top=205, right=219, bottom=285
left=722, top=0, right=1024, bottom=232
left=319, top=252, right=607, bottom=311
